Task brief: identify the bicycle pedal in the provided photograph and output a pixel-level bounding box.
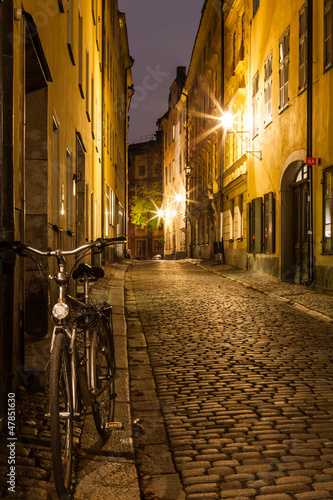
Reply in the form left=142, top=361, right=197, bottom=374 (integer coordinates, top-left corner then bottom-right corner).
left=105, top=421, right=123, bottom=430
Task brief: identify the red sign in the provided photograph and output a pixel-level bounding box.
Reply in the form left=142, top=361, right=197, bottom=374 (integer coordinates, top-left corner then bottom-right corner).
left=306, top=157, right=321, bottom=166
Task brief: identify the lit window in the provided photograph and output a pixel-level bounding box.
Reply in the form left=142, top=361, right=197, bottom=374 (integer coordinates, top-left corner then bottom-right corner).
left=279, top=27, right=290, bottom=112
left=299, top=2, right=308, bottom=92
left=323, top=168, right=333, bottom=253
left=324, top=0, right=333, bottom=71
left=66, top=148, right=73, bottom=231
left=252, top=70, right=259, bottom=136
left=264, top=53, right=273, bottom=126
left=172, top=124, right=175, bottom=141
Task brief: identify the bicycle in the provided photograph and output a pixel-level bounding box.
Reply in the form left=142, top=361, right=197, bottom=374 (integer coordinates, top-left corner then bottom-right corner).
left=2, top=236, right=126, bottom=499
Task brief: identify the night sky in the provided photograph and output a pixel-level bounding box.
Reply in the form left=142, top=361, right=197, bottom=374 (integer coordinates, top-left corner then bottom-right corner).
left=118, top=0, right=204, bottom=144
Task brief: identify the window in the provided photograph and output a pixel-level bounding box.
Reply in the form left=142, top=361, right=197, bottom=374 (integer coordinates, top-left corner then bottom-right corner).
left=164, top=132, right=167, bottom=150
left=299, top=2, right=308, bottom=92
left=279, top=27, right=290, bottom=112
left=172, top=160, right=175, bottom=179
left=252, top=71, right=259, bottom=136
left=253, top=0, right=260, bottom=16
left=91, top=76, right=94, bottom=138
left=139, top=165, right=145, bottom=176
left=179, top=152, right=182, bottom=173
left=78, top=8, right=84, bottom=97
left=67, top=0, right=74, bottom=64
left=165, top=166, right=168, bottom=185
left=91, top=191, right=94, bottom=241
left=264, top=53, right=273, bottom=126
left=263, top=192, right=275, bottom=253
left=324, top=0, right=333, bottom=70
left=179, top=114, right=182, bottom=134
left=52, top=113, right=60, bottom=226
left=240, top=12, right=245, bottom=61
left=105, top=184, right=110, bottom=237
left=323, top=168, right=333, bottom=253
left=85, top=183, right=89, bottom=240
left=232, top=32, right=236, bottom=74
left=234, top=194, right=243, bottom=240
left=247, top=197, right=262, bottom=253
left=229, top=199, right=234, bottom=241
left=66, top=148, right=73, bottom=231
left=86, top=51, right=90, bottom=120
left=168, top=129, right=171, bottom=145
left=172, top=124, right=175, bottom=141
left=169, top=164, right=171, bottom=183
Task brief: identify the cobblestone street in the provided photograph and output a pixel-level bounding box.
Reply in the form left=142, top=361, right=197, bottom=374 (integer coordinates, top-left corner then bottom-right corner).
left=126, top=260, right=333, bottom=500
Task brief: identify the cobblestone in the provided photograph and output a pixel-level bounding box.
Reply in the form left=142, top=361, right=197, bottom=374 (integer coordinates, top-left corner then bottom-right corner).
left=126, top=259, right=333, bottom=499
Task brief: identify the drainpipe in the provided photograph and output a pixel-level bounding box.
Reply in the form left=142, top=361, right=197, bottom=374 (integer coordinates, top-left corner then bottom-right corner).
left=124, top=57, right=134, bottom=251
left=101, top=0, right=105, bottom=243
left=182, top=90, right=189, bottom=257
left=220, top=0, right=225, bottom=261
left=306, top=0, right=313, bottom=286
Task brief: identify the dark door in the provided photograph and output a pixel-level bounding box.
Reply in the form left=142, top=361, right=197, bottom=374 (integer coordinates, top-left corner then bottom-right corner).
left=292, top=166, right=308, bottom=284
left=137, top=240, right=146, bottom=259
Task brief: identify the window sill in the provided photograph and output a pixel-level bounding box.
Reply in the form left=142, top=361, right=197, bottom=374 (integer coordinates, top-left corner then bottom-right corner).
left=264, top=119, right=272, bottom=130
left=228, top=238, right=234, bottom=243
left=324, top=62, right=333, bottom=73
left=236, top=237, right=243, bottom=242
left=278, top=103, right=290, bottom=115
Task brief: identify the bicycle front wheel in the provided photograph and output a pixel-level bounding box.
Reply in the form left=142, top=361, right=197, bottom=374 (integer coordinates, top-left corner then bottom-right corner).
left=49, top=331, right=73, bottom=498
left=90, top=318, right=115, bottom=439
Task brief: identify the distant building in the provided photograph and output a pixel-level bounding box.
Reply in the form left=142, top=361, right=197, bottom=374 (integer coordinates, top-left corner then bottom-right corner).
left=157, top=66, right=187, bottom=259
left=128, top=134, right=164, bottom=259
left=0, top=0, right=132, bottom=428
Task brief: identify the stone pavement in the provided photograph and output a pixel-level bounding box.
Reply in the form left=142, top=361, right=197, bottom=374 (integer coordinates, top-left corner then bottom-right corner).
left=0, top=260, right=141, bottom=500
left=191, top=259, right=333, bottom=325
left=126, top=259, right=333, bottom=500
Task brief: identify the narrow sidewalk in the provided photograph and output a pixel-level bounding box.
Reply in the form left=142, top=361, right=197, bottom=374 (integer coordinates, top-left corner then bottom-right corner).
left=190, top=259, right=333, bottom=325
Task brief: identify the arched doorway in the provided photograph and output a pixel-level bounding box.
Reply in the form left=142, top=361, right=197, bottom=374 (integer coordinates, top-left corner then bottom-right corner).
left=280, top=158, right=308, bottom=283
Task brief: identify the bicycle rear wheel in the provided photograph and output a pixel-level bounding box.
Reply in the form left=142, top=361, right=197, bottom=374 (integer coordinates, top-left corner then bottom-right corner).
left=49, top=331, right=73, bottom=498
left=90, top=317, right=115, bottom=439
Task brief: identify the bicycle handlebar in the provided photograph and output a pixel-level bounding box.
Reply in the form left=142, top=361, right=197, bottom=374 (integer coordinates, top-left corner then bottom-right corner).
left=0, top=237, right=127, bottom=257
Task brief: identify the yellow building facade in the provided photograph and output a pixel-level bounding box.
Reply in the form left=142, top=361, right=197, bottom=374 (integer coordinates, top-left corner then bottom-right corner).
left=0, top=0, right=132, bottom=425
left=222, top=0, right=250, bottom=270
left=246, top=0, right=333, bottom=289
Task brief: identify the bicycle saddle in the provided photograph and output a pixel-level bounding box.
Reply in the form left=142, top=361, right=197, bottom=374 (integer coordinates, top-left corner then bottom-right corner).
left=73, top=263, right=104, bottom=280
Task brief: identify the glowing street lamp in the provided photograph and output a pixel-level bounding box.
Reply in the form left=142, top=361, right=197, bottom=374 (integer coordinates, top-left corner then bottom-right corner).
left=220, top=111, right=235, bottom=130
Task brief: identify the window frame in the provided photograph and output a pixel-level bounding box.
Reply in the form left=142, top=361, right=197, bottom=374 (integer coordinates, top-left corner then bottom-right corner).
left=264, top=52, right=273, bottom=126
left=299, top=2, right=308, bottom=93
left=279, top=27, right=290, bottom=112
left=324, top=0, right=333, bottom=71
left=323, top=167, right=333, bottom=254
left=252, top=70, right=259, bottom=137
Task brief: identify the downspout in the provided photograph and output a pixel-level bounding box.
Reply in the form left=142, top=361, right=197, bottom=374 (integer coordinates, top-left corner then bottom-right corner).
left=124, top=57, right=134, bottom=249
left=220, top=0, right=225, bottom=262
left=182, top=90, right=189, bottom=256
left=101, top=0, right=105, bottom=242
left=306, top=0, right=313, bottom=286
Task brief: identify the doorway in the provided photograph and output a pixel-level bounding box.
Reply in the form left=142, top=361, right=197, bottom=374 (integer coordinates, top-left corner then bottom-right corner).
left=281, top=159, right=308, bottom=284
left=292, top=165, right=309, bottom=284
